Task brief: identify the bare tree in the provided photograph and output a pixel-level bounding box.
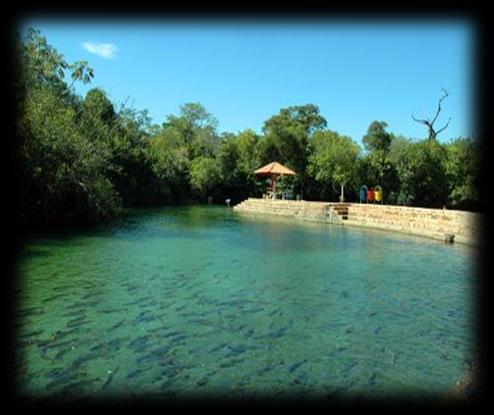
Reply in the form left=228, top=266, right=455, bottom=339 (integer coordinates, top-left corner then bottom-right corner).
left=412, top=89, right=452, bottom=141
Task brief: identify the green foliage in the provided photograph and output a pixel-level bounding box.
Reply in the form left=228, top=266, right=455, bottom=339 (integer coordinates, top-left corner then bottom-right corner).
left=261, top=105, right=326, bottom=170
left=308, top=130, right=361, bottom=200
left=360, top=122, right=400, bottom=203
left=164, top=103, right=219, bottom=159
left=444, top=137, right=481, bottom=210
left=236, top=129, right=262, bottom=198
left=180, top=102, right=219, bottom=130
left=214, top=133, right=261, bottom=201
left=394, top=140, right=449, bottom=208
left=217, top=135, right=240, bottom=185
left=82, top=88, right=116, bottom=125
left=275, top=175, right=296, bottom=196
left=150, top=127, right=189, bottom=181
left=189, top=157, right=220, bottom=198
left=263, top=104, right=327, bottom=136
left=148, top=126, right=190, bottom=202
left=20, top=28, right=93, bottom=101
left=78, top=88, right=117, bottom=149
left=362, top=121, right=392, bottom=180
left=18, top=85, right=119, bottom=226
left=362, top=121, right=393, bottom=154
left=16, top=29, right=120, bottom=227
left=236, top=129, right=260, bottom=174
left=111, top=104, right=159, bottom=205
left=259, top=104, right=327, bottom=197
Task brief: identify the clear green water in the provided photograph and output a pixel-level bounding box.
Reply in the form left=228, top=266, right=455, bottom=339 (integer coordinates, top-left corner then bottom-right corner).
left=15, top=205, right=476, bottom=402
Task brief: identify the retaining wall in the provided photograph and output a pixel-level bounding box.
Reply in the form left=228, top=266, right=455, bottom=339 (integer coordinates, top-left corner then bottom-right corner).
left=345, top=203, right=480, bottom=245
left=233, top=198, right=481, bottom=246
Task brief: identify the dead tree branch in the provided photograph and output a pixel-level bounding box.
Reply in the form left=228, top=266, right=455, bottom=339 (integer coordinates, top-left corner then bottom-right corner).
left=411, top=89, right=452, bottom=141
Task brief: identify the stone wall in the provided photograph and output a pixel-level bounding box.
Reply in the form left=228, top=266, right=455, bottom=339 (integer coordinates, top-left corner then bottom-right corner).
left=345, top=203, right=480, bottom=246
left=233, top=198, right=339, bottom=222
left=233, top=198, right=481, bottom=246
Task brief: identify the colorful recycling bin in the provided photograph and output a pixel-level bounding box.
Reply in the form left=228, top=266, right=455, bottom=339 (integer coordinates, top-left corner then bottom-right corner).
left=359, top=185, right=368, bottom=203
left=367, top=188, right=374, bottom=203
left=374, top=185, right=383, bottom=203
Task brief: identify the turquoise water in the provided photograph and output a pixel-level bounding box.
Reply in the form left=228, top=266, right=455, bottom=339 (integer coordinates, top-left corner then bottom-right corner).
left=14, top=205, right=476, bottom=402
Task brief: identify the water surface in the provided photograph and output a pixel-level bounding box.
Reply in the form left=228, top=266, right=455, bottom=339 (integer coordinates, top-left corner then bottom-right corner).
left=15, top=205, right=476, bottom=402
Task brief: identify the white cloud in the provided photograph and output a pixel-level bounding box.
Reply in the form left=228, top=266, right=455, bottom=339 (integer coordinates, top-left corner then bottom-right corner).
left=82, top=42, right=118, bottom=59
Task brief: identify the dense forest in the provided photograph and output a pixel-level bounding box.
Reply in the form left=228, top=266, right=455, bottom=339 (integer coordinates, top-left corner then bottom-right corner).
left=14, top=29, right=482, bottom=229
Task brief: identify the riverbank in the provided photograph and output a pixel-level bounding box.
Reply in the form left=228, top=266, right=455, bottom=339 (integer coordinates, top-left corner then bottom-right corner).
left=233, top=199, right=481, bottom=247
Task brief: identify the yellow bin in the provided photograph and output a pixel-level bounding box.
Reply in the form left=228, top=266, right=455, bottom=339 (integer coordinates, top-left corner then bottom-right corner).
left=374, top=186, right=383, bottom=203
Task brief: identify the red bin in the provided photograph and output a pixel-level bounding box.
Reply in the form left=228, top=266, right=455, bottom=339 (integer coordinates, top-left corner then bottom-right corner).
left=367, top=188, right=374, bottom=203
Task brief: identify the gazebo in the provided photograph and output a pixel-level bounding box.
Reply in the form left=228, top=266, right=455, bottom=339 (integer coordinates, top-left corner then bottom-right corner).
left=254, top=161, right=296, bottom=198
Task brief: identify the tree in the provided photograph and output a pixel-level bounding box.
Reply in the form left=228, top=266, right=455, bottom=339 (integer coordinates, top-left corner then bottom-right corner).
left=264, top=104, right=327, bottom=136
left=164, top=103, right=219, bottom=159
left=149, top=127, right=189, bottom=180
left=18, top=85, right=119, bottom=226
left=308, top=130, right=361, bottom=202
left=180, top=102, right=218, bottom=130
left=236, top=129, right=260, bottom=175
left=444, top=137, right=481, bottom=210
left=363, top=121, right=393, bottom=153
left=380, top=135, right=412, bottom=204
left=78, top=88, right=117, bottom=148
left=148, top=126, right=190, bottom=203
left=19, top=28, right=93, bottom=108
left=82, top=88, right=116, bottom=125
left=189, top=157, right=220, bottom=199
left=412, top=89, right=452, bottom=141
left=16, top=28, right=120, bottom=227
left=236, top=129, right=261, bottom=196
left=108, top=104, right=156, bottom=205
left=361, top=121, right=400, bottom=202
left=394, top=140, right=449, bottom=207
left=217, top=134, right=239, bottom=182
left=260, top=104, right=327, bottom=197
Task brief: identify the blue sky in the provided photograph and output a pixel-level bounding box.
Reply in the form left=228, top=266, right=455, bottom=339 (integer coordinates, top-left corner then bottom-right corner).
left=19, top=19, right=474, bottom=144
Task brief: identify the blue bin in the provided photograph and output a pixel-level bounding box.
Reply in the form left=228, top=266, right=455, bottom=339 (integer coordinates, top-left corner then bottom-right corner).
left=359, top=185, right=368, bottom=203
